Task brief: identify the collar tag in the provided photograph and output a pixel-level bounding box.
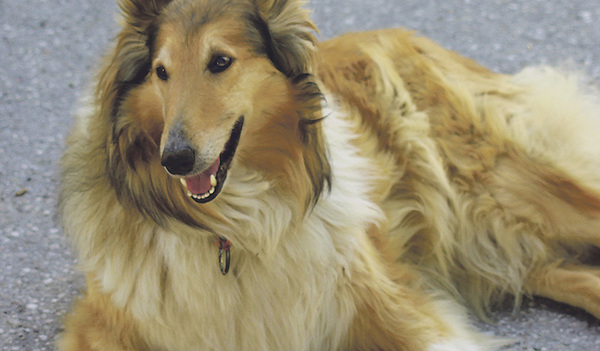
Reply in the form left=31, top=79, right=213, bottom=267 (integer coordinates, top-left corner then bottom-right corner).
left=218, top=237, right=231, bottom=275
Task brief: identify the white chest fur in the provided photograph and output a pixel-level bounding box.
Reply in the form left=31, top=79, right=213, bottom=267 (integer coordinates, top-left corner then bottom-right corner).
left=91, top=99, right=384, bottom=350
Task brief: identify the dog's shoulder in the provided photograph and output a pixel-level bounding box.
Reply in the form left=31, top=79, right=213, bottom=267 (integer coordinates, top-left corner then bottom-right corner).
left=317, top=28, right=497, bottom=101
left=316, top=29, right=413, bottom=98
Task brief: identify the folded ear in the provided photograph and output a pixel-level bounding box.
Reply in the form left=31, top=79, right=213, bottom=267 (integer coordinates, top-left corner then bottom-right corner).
left=94, top=1, right=175, bottom=218
left=253, top=0, right=318, bottom=77
left=97, top=0, right=173, bottom=121
left=119, top=0, right=172, bottom=33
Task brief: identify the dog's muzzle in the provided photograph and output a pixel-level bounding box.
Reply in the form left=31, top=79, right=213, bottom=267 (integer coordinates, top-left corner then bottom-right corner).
left=160, top=117, right=244, bottom=204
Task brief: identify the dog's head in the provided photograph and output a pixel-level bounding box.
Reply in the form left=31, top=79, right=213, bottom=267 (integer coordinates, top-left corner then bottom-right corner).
left=98, top=0, right=330, bottom=224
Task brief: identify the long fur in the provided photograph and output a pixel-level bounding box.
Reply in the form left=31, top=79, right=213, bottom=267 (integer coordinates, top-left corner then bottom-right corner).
left=58, top=0, right=600, bottom=350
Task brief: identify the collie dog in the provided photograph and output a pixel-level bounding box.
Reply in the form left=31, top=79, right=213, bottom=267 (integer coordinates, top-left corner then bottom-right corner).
left=58, top=0, right=600, bottom=349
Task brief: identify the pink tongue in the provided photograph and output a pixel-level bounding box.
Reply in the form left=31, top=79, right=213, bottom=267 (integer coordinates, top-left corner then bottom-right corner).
left=185, top=158, right=220, bottom=195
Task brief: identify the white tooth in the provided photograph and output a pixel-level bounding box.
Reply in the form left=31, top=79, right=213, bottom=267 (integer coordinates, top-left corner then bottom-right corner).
left=209, top=187, right=215, bottom=194
left=210, top=174, right=217, bottom=187
left=180, top=178, right=187, bottom=187
left=187, top=190, right=193, bottom=197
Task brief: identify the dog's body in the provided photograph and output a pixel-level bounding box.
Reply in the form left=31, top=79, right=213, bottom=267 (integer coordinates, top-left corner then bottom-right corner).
left=58, top=0, right=600, bottom=350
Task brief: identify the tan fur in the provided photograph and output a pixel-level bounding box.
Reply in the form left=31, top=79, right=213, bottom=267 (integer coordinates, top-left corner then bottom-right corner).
left=59, top=0, right=600, bottom=350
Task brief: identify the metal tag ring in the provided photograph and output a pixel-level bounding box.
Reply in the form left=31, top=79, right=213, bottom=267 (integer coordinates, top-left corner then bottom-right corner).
left=218, top=239, right=231, bottom=275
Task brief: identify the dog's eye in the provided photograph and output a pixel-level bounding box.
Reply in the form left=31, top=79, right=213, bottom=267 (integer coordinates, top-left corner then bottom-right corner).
left=208, top=55, right=233, bottom=74
left=156, top=65, right=169, bottom=81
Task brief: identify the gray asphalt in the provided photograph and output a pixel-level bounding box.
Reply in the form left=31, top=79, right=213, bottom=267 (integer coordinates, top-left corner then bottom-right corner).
left=1, top=1, right=599, bottom=350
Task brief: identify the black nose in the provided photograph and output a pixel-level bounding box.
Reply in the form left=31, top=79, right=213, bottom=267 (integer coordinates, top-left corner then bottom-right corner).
left=161, top=144, right=196, bottom=175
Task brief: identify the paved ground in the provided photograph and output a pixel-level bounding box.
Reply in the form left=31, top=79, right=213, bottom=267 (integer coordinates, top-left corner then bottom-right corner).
left=1, top=0, right=599, bottom=350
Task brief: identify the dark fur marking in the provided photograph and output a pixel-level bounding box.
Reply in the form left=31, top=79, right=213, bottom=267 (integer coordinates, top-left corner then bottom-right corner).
left=292, top=73, right=332, bottom=204
left=245, top=11, right=287, bottom=75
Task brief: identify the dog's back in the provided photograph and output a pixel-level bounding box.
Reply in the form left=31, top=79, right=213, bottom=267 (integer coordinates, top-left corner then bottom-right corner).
left=318, top=28, right=600, bottom=318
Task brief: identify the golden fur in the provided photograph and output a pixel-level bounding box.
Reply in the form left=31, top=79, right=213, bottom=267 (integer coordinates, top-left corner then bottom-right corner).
left=58, top=0, right=600, bottom=350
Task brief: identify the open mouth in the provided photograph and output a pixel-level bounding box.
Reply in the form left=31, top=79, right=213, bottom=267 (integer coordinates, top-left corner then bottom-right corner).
left=180, top=116, right=244, bottom=203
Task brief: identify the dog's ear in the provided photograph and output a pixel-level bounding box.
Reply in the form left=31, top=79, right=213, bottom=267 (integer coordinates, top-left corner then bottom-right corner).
left=119, top=0, right=172, bottom=31
left=251, top=1, right=329, bottom=204
left=96, top=0, right=173, bottom=210
left=252, top=0, right=318, bottom=77
left=97, top=0, right=172, bottom=121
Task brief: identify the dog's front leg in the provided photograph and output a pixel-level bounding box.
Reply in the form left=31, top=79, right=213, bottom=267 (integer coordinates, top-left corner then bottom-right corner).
left=57, top=276, right=147, bottom=351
